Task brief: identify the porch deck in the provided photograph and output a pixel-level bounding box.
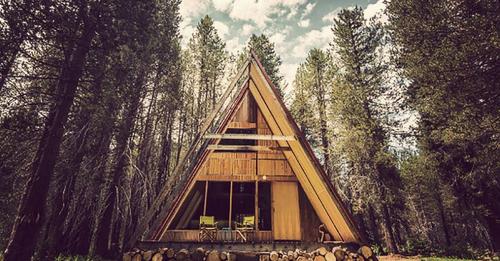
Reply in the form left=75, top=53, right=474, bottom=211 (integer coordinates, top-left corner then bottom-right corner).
left=161, top=230, right=273, bottom=242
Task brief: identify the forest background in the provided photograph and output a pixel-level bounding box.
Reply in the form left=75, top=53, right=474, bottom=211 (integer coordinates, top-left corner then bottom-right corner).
left=0, top=0, right=498, bottom=260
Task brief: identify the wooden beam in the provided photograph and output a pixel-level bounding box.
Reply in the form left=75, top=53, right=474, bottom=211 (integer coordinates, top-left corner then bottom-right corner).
left=175, top=190, right=202, bottom=229
left=228, top=122, right=256, bottom=129
left=203, top=181, right=208, bottom=215
left=229, top=181, right=233, bottom=228
left=204, top=134, right=295, bottom=141
left=207, top=145, right=290, bottom=152
left=195, top=174, right=298, bottom=182
left=255, top=180, right=259, bottom=231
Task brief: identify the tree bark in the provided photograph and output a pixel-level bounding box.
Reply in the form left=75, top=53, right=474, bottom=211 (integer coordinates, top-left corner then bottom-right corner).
left=3, top=8, right=95, bottom=261
left=44, top=49, right=107, bottom=258
left=90, top=70, right=145, bottom=258
left=380, top=203, right=398, bottom=254
left=367, top=205, right=381, bottom=245
left=436, top=191, right=451, bottom=249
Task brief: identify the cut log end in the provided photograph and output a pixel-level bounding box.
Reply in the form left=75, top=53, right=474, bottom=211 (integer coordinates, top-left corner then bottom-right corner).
left=208, top=250, right=221, bottom=261
left=357, top=246, right=373, bottom=259
left=324, top=252, right=335, bottom=261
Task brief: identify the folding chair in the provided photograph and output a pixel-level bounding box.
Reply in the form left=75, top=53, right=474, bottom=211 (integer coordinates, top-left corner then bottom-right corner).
left=199, top=216, right=218, bottom=241
left=235, top=216, right=255, bottom=242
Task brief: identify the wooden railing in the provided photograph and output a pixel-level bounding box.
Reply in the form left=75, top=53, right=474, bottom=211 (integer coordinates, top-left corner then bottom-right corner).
left=161, top=230, right=273, bottom=242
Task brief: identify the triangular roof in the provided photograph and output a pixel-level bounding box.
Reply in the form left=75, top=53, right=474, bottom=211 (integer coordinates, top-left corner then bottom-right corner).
left=128, top=52, right=363, bottom=246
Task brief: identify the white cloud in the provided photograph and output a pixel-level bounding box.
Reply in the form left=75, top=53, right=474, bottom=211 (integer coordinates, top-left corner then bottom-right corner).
left=302, top=2, right=316, bottom=17
left=292, top=26, right=332, bottom=58
left=180, top=17, right=194, bottom=46
left=269, top=32, right=287, bottom=52
left=180, top=0, right=210, bottom=19
left=241, top=24, right=255, bottom=36
left=297, top=19, right=310, bottom=28
left=212, top=0, right=233, bottom=12
left=364, top=0, right=388, bottom=23
left=181, top=25, right=195, bottom=46
left=322, top=7, right=342, bottom=23
left=213, top=20, right=230, bottom=39
left=286, top=7, right=299, bottom=20
left=229, top=0, right=306, bottom=28
left=226, top=37, right=244, bottom=54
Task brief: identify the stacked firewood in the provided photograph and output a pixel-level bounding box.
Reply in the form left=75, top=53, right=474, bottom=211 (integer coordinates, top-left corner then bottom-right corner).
left=122, top=245, right=376, bottom=261
left=122, top=247, right=237, bottom=261
left=265, top=246, right=376, bottom=261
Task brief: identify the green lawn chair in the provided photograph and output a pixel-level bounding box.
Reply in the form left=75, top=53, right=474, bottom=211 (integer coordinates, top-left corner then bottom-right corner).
left=235, top=215, right=255, bottom=242
left=199, top=216, right=218, bottom=241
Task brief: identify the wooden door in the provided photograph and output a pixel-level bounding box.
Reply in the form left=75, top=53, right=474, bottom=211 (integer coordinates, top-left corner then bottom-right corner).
left=272, top=182, right=301, bottom=240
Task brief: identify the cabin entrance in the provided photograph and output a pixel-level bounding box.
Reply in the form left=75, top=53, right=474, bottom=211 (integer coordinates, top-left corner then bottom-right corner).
left=272, top=182, right=301, bottom=240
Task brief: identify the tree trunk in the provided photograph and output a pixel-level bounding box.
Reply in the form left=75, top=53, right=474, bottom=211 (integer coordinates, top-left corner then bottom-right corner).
left=380, top=203, right=398, bottom=254
left=90, top=71, right=145, bottom=258
left=3, top=9, right=95, bottom=261
left=176, top=111, right=187, bottom=166
left=436, top=191, right=451, bottom=249
left=367, top=205, right=381, bottom=245
left=157, top=111, right=174, bottom=192
left=44, top=123, right=89, bottom=257
left=484, top=198, right=500, bottom=251
left=72, top=114, right=115, bottom=254
left=44, top=49, right=107, bottom=258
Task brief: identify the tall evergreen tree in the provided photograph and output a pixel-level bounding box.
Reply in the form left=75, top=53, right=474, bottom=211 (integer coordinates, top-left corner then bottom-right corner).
left=330, top=7, right=401, bottom=253
left=245, top=34, right=285, bottom=96
left=183, top=15, right=227, bottom=140
left=290, top=48, right=336, bottom=177
left=387, top=0, right=500, bottom=250
left=3, top=1, right=100, bottom=260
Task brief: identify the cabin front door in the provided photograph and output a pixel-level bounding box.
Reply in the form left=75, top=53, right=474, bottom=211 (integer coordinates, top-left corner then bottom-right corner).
left=272, top=182, right=301, bottom=240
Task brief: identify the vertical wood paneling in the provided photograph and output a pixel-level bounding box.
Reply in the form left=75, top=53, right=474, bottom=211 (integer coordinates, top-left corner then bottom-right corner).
left=272, top=182, right=301, bottom=240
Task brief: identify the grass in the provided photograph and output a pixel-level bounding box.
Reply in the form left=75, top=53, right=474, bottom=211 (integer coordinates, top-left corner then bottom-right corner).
left=422, top=257, right=474, bottom=261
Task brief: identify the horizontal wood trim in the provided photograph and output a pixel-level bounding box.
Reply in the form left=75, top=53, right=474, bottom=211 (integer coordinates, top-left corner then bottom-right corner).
left=204, top=134, right=296, bottom=141
left=196, top=174, right=297, bottom=182
left=208, top=145, right=290, bottom=152
left=208, top=152, right=287, bottom=160
left=228, top=122, right=256, bottom=129
left=161, top=230, right=273, bottom=242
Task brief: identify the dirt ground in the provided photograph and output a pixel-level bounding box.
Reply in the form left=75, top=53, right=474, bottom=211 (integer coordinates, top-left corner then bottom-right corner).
left=379, top=255, right=422, bottom=261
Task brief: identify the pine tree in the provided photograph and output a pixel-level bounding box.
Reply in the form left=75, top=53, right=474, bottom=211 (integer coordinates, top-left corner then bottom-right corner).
left=183, top=15, right=227, bottom=139
left=3, top=1, right=99, bottom=259
left=245, top=34, right=285, bottom=96
left=387, top=0, right=500, bottom=250
left=330, top=6, right=401, bottom=253
left=290, top=48, right=336, bottom=176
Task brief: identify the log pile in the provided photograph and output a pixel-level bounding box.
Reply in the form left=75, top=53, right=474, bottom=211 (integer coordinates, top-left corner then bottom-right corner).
left=264, top=246, right=376, bottom=261
left=123, top=245, right=376, bottom=261
left=123, top=248, right=238, bottom=261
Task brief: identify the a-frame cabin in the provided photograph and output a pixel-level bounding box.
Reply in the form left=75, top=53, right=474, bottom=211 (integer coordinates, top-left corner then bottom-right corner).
left=131, top=52, right=363, bottom=248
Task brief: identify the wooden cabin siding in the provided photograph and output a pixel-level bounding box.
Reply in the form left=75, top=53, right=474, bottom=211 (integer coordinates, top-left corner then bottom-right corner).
left=197, top=152, right=295, bottom=181
left=203, top=152, right=256, bottom=177
left=233, top=91, right=257, bottom=123
left=299, top=186, right=322, bottom=242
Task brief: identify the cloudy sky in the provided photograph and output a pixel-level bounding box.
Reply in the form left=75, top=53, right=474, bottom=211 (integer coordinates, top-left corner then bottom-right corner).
left=179, top=0, right=386, bottom=89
